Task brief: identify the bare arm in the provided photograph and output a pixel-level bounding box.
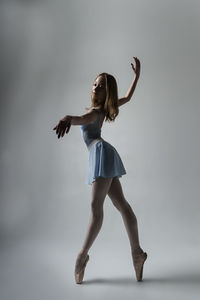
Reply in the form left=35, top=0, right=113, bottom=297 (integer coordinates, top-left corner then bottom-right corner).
left=69, top=109, right=99, bottom=125
left=118, top=57, right=141, bottom=107
left=53, top=109, right=98, bottom=139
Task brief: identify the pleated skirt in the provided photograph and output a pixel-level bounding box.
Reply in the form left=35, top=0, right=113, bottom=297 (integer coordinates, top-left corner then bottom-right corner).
left=86, top=138, right=126, bottom=185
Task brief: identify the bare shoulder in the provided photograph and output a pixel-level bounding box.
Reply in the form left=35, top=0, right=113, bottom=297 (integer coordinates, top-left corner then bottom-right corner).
left=87, top=107, right=103, bottom=115
left=85, top=107, right=99, bottom=115
left=81, top=107, right=99, bottom=124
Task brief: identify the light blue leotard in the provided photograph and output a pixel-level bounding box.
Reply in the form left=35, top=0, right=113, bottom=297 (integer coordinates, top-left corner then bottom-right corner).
left=80, top=108, right=126, bottom=185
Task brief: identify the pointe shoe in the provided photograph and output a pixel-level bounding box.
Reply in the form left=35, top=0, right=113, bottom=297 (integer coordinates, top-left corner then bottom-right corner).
left=132, top=251, right=147, bottom=282
left=74, top=254, right=89, bottom=284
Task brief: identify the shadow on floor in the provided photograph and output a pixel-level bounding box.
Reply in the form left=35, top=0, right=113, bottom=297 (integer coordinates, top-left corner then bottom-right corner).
left=83, top=272, right=200, bottom=286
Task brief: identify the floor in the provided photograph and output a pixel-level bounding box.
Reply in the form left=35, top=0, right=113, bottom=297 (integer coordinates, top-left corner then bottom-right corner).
left=1, top=238, right=200, bottom=300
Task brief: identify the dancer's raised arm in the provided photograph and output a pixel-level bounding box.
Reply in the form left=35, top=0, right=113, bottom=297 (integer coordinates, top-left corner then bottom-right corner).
left=118, top=57, right=141, bottom=107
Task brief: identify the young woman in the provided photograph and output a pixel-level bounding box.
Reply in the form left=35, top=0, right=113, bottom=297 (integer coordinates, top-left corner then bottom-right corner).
left=53, top=57, right=147, bottom=284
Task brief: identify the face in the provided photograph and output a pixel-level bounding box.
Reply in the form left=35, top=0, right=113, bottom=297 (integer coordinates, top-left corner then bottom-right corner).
left=91, top=76, right=106, bottom=105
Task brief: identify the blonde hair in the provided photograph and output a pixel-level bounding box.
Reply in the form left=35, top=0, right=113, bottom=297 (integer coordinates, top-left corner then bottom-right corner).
left=89, top=72, right=119, bottom=122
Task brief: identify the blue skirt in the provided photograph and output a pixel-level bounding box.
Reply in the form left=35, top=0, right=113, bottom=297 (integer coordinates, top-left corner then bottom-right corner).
left=87, top=139, right=126, bottom=185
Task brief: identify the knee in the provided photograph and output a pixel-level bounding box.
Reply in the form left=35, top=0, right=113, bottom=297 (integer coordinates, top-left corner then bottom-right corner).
left=91, top=199, right=103, bottom=219
left=121, top=200, right=131, bottom=212
left=113, top=197, right=129, bottom=212
left=121, top=201, right=136, bottom=219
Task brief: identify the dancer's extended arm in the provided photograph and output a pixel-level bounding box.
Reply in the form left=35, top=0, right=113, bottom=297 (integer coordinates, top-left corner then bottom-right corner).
left=118, top=57, right=141, bottom=107
left=53, top=109, right=98, bottom=139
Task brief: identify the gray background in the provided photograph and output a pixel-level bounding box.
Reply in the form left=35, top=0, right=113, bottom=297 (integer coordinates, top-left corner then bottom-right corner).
left=1, top=0, right=200, bottom=299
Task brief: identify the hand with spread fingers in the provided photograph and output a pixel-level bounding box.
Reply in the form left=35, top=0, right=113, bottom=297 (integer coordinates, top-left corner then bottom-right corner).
left=53, top=115, right=72, bottom=139
left=131, top=56, right=141, bottom=79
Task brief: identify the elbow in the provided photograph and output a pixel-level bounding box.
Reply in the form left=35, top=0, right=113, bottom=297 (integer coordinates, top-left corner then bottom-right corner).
left=125, top=96, right=131, bottom=103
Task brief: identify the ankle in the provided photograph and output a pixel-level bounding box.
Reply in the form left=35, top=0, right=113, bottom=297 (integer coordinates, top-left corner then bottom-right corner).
left=132, top=247, right=144, bottom=256
left=78, top=249, right=88, bottom=257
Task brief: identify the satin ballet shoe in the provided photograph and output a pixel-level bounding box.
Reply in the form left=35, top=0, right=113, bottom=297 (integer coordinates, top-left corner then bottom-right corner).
left=74, top=254, right=89, bottom=284
left=132, top=251, right=147, bottom=282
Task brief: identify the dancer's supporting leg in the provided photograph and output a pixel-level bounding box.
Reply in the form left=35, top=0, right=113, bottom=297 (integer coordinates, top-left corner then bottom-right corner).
left=75, top=177, right=113, bottom=280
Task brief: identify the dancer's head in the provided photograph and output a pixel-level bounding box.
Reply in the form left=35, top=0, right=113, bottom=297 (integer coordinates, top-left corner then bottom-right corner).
left=90, top=73, right=119, bottom=121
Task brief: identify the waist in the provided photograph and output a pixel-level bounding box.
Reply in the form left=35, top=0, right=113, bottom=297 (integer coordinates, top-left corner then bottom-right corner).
left=87, top=138, right=104, bottom=151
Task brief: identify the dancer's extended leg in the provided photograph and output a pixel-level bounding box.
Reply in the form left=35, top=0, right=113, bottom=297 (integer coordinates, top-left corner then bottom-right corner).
left=107, top=177, right=147, bottom=281
left=108, top=177, right=143, bottom=254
